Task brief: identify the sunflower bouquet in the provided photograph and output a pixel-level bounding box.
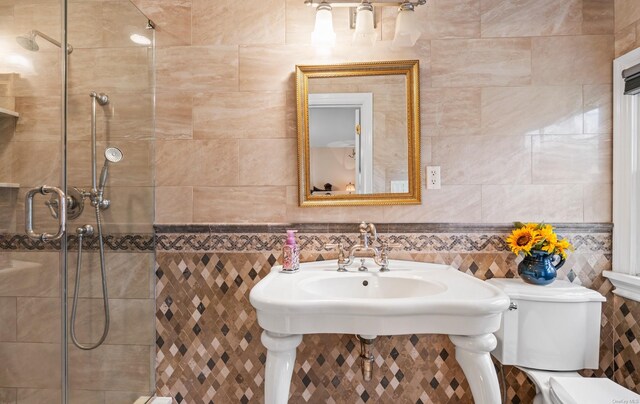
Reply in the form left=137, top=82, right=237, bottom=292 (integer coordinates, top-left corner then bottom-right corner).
left=506, top=222, right=573, bottom=258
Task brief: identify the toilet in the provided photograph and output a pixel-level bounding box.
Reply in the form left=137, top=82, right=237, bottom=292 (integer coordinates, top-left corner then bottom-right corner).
left=486, top=278, right=640, bottom=404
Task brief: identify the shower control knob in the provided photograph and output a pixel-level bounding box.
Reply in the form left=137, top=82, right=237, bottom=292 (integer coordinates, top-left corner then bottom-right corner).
left=76, top=224, right=94, bottom=236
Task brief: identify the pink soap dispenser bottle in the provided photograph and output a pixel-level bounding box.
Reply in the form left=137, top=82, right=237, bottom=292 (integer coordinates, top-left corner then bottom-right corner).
left=282, top=230, right=300, bottom=273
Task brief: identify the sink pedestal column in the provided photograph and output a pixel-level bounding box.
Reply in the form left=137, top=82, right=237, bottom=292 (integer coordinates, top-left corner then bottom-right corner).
left=449, top=334, right=501, bottom=404
left=261, top=331, right=303, bottom=404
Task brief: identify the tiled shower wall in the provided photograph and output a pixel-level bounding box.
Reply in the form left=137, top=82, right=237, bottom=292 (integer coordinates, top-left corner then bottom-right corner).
left=129, top=0, right=615, bottom=225
left=0, top=234, right=156, bottom=404
left=154, top=224, right=640, bottom=404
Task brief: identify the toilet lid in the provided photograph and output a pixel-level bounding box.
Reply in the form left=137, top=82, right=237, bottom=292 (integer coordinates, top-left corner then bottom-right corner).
left=550, top=377, right=640, bottom=404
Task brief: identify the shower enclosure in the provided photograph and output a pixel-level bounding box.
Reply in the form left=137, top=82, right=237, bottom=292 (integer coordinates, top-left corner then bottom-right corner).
left=0, top=1, right=156, bottom=403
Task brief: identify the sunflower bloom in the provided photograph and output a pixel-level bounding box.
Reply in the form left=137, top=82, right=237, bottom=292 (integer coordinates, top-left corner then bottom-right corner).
left=555, top=238, right=574, bottom=259
left=506, top=227, right=540, bottom=256
left=540, top=226, right=558, bottom=254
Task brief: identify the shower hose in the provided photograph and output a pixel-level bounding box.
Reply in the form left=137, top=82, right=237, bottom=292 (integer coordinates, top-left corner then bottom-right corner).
left=70, top=204, right=110, bottom=350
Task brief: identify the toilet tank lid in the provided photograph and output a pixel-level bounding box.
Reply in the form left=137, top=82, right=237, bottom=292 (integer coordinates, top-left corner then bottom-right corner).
left=486, top=279, right=606, bottom=303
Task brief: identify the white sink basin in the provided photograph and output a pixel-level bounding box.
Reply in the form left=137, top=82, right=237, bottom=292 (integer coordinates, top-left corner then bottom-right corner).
left=299, top=273, right=447, bottom=299
left=249, top=258, right=511, bottom=404
left=250, top=258, right=509, bottom=336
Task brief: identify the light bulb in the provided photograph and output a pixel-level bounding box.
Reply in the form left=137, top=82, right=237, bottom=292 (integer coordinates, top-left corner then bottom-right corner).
left=311, top=3, right=336, bottom=47
left=392, top=3, right=421, bottom=48
left=352, top=3, right=376, bottom=46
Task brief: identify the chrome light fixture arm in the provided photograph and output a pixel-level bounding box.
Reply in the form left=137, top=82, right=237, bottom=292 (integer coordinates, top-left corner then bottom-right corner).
left=305, top=0, right=426, bottom=7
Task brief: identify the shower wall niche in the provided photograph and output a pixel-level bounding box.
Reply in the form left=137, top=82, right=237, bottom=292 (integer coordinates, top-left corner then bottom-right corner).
left=0, top=1, right=156, bottom=403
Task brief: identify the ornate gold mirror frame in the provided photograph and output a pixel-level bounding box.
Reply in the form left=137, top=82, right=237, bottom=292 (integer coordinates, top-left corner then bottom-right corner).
left=295, top=60, right=421, bottom=207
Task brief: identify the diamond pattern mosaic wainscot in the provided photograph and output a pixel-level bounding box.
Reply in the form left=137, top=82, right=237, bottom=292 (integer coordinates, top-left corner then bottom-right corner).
left=154, top=223, right=630, bottom=404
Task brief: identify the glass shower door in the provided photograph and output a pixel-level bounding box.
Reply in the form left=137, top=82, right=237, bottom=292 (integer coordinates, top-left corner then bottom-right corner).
left=65, top=0, right=156, bottom=403
left=0, top=1, right=155, bottom=403
left=0, top=0, right=66, bottom=401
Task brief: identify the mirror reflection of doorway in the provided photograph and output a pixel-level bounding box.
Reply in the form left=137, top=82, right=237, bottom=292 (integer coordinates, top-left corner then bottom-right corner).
left=308, top=93, right=373, bottom=194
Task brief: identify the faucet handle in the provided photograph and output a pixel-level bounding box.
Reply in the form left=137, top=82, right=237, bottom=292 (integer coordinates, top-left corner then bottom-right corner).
left=378, top=242, right=402, bottom=272
left=323, top=243, right=349, bottom=272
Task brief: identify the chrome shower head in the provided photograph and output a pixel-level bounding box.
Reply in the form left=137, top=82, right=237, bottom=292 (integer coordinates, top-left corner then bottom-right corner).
left=15, top=30, right=73, bottom=54
left=104, top=147, right=123, bottom=163
left=16, top=32, right=39, bottom=52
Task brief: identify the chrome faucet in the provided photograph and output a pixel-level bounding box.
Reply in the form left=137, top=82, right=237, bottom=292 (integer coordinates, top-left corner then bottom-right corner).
left=324, top=222, right=402, bottom=272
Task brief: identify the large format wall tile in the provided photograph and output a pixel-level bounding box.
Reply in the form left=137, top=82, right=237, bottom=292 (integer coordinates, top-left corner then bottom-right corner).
left=155, top=93, right=193, bottom=140
left=615, top=0, right=640, bottom=33
left=584, top=183, right=612, bottom=222
left=193, top=92, right=287, bottom=139
left=192, top=0, right=285, bottom=46
left=431, top=135, right=532, bottom=185
left=481, top=86, right=583, bottom=136
left=481, top=184, right=584, bottom=222
left=532, top=35, right=614, bottom=85
left=284, top=186, right=386, bottom=224
left=583, top=84, right=613, bottom=134
left=130, top=0, right=191, bottom=46
left=68, top=344, right=151, bottom=391
left=0, top=297, right=16, bottom=342
left=431, top=38, right=531, bottom=87
left=0, top=343, right=59, bottom=389
left=156, top=46, right=238, bottom=93
left=481, top=0, right=582, bottom=38
left=66, top=252, right=153, bottom=299
left=238, top=138, right=297, bottom=186
left=155, top=186, right=194, bottom=224
left=193, top=187, right=287, bottom=223
left=156, top=140, right=239, bottom=187
left=0, top=252, right=59, bottom=298
left=532, top=134, right=612, bottom=184
left=583, top=0, right=614, bottom=35
left=422, top=87, right=481, bottom=137
left=382, top=185, right=482, bottom=223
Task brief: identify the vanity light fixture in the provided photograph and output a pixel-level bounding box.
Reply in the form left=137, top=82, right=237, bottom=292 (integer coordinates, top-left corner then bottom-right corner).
left=353, top=1, right=376, bottom=46
left=311, top=2, right=336, bottom=47
left=393, top=2, right=421, bottom=47
left=304, top=0, right=426, bottom=47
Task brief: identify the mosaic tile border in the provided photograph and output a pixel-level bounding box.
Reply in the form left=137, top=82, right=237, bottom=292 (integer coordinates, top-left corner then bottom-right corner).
left=155, top=225, right=611, bottom=254
left=0, top=233, right=155, bottom=251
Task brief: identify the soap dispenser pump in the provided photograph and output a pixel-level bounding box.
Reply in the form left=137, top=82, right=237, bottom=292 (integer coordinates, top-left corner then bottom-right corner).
left=282, top=230, right=300, bottom=273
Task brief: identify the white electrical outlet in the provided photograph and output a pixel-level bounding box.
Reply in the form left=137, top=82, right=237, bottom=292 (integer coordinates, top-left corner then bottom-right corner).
left=426, top=166, right=441, bottom=189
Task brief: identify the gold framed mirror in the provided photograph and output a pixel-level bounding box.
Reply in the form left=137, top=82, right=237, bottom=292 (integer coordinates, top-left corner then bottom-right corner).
left=295, top=60, right=421, bottom=207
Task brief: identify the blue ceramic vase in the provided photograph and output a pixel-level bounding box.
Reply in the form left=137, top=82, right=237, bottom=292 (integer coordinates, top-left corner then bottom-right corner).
left=518, top=249, right=565, bottom=285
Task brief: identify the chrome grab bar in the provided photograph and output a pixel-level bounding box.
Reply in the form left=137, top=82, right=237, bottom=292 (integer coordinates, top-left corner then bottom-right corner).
left=25, top=185, right=66, bottom=242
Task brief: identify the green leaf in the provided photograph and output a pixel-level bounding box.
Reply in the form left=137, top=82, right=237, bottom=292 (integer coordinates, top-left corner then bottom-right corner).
left=514, top=221, right=525, bottom=229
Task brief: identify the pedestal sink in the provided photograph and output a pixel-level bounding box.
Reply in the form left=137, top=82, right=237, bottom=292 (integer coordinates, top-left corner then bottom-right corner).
left=249, top=258, right=510, bottom=404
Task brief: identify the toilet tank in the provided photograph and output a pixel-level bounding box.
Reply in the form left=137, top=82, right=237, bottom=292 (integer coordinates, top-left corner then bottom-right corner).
left=486, top=279, right=606, bottom=371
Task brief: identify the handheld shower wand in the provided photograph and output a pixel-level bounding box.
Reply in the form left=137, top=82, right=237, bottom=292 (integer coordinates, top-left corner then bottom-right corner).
left=97, top=147, right=123, bottom=205
left=71, top=147, right=123, bottom=351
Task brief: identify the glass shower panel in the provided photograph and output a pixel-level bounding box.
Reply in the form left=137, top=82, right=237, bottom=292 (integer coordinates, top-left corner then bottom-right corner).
left=67, top=0, right=155, bottom=404
left=0, top=0, right=65, bottom=402
left=65, top=0, right=155, bottom=402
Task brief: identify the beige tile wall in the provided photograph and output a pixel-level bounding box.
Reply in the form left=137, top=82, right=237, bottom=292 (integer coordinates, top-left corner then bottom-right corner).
left=614, top=0, right=640, bottom=56
left=141, top=0, right=616, bottom=224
